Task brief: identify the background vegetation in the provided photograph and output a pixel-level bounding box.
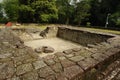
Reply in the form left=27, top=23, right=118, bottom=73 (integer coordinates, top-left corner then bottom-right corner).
left=0, top=0, right=120, bottom=28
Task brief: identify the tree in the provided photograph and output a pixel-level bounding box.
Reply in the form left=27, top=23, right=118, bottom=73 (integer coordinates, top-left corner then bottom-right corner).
left=18, top=5, right=34, bottom=23
left=110, top=3, right=120, bottom=27
left=32, top=0, right=58, bottom=23
left=18, top=0, right=58, bottom=23
left=18, top=0, right=35, bottom=23
left=0, top=3, right=4, bottom=21
left=74, top=0, right=91, bottom=25
left=3, top=0, right=19, bottom=22
left=0, top=2, right=8, bottom=23
left=89, top=0, right=120, bottom=27
left=56, top=0, right=74, bottom=24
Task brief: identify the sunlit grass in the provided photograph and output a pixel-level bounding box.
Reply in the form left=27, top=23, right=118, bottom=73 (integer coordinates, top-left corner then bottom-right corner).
left=0, top=23, right=120, bottom=35
left=19, top=24, right=47, bottom=30
left=80, top=27, right=120, bottom=35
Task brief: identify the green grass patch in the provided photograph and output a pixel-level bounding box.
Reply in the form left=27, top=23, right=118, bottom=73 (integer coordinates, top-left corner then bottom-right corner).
left=79, top=27, right=120, bottom=35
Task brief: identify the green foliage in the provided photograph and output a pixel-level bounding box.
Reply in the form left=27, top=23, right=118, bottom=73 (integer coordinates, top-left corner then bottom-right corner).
left=86, top=22, right=91, bottom=27
left=74, top=0, right=91, bottom=25
left=89, top=0, right=120, bottom=27
left=18, top=0, right=58, bottom=23
left=0, top=0, right=120, bottom=29
left=109, top=3, right=120, bottom=27
left=0, top=3, right=8, bottom=23
left=56, top=0, right=74, bottom=24
left=3, top=0, right=19, bottom=21
left=32, top=0, right=58, bottom=23
left=110, top=12, right=120, bottom=26
left=18, top=5, right=34, bottom=23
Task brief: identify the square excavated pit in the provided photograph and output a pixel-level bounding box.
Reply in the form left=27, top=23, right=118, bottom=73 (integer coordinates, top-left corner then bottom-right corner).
left=23, top=27, right=114, bottom=57
left=24, top=37, right=82, bottom=57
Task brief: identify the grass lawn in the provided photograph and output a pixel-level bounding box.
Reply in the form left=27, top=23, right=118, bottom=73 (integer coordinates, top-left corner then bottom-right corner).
left=79, top=27, right=120, bottom=35
left=0, top=23, right=120, bottom=35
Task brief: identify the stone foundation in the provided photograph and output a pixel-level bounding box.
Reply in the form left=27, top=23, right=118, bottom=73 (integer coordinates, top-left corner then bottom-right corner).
left=0, top=27, right=120, bottom=80
left=57, top=27, right=114, bottom=47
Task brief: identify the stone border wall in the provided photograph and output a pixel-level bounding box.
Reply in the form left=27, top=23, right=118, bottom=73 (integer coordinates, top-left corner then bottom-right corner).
left=0, top=28, right=120, bottom=80
left=57, top=27, right=114, bottom=46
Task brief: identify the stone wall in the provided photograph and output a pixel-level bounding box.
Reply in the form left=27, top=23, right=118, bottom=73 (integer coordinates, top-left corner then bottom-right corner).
left=46, top=26, right=58, bottom=38
left=0, top=28, right=120, bottom=80
left=57, top=27, right=113, bottom=46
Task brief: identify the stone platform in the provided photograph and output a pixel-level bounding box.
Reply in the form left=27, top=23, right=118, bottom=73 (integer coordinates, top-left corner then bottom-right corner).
left=0, top=27, right=120, bottom=80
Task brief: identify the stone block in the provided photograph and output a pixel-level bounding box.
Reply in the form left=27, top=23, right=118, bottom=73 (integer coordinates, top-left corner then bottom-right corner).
left=0, top=61, right=15, bottom=80
left=16, top=63, right=33, bottom=75
left=43, top=54, right=55, bottom=60
left=13, top=49, right=26, bottom=57
left=75, top=48, right=93, bottom=57
left=21, top=71, right=39, bottom=80
left=0, top=58, right=11, bottom=63
left=105, top=48, right=120, bottom=57
left=26, top=47, right=39, bottom=59
left=72, top=48, right=81, bottom=52
left=58, top=56, right=66, bottom=61
left=50, top=63, right=63, bottom=73
left=38, top=66, right=55, bottom=78
left=61, top=59, right=76, bottom=68
left=45, top=75, right=56, bottom=80
left=38, top=78, right=45, bottom=80
left=69, top=55, right=84, bottom=62
left=0, top=53, right=12, bottom=59
left=92, top=53, right=108, bottom=62
left=7, top=77, right=20, bottom=80
left=53, top=56, right=60, bottom=63
left=56, top=73, right=68, bottom=80
left=65, top=53, right=74, bottom=58
left=55, top=52, right=66, bottom=57
left=13, top=55, right=33, bottom=66
left=33, top=60, right=47, bottom=70
left=43, top=46, right=55, bottom=53
left=63, top=49, right=73, bottom=55
left=35, top=47, right=43, bottom=53
left=44, top=59, right=55, bottom=66
left=78, top=58, right=98, bottom=71
left=63, top=65, right=84, bottom=80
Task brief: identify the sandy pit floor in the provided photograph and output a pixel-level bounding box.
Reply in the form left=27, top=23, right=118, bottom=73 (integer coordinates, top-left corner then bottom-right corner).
left=24, top=37, right=82, bottom=57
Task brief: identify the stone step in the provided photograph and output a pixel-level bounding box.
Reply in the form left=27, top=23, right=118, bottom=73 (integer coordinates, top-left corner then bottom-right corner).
left=98, top=59, right=120, bottom=80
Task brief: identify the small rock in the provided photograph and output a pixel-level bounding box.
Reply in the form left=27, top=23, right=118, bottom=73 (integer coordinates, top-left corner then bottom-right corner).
left=0, top=53, right=12, bottom=59
left=87, top=44, right=96, bottom=48
left=33, top=60, right=47, bottom=69
left=43, top=46, right=54, bottom=53
left=2, top=42, right=9, bottom=45
left=63, top=49, right=73, bottom=54
left=35, top=47, right=43, bottom=53
left=35, top=46, right=55, bottom=53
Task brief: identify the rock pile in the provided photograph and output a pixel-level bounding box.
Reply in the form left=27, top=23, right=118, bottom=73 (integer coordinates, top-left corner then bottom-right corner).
left=35, top=46, right=55, bottom=53
left=0, top=28, right=39, bottom=80
left=0, top=28, right=24, bottom=48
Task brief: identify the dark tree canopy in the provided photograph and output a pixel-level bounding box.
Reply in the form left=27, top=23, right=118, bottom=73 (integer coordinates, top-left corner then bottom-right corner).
left=18, top=0, right=58, bottom=23
left=0, top=0, right=120, bottom=28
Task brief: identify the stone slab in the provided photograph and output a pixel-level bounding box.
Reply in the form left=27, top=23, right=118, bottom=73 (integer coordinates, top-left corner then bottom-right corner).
left=33, top=60, right=47, bottom=70
left=16, top=63, right=33, bottom=75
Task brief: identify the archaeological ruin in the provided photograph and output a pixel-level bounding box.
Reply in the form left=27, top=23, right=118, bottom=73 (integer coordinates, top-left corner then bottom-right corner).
left=0, top=26, right=120, bottom=80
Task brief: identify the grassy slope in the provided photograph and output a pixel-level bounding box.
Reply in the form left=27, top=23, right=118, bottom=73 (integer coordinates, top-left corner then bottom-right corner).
left=0, top=24, right=120, bottom=35
left=79, top=27, right=120, bottom=35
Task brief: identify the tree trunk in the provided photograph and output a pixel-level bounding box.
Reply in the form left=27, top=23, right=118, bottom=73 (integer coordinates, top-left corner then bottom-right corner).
left=66, top=17, right=69, bottom=25
left=78, top=21, right=81, bottom=26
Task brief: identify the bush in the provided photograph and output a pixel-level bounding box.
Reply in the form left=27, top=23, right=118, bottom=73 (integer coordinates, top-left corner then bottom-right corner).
left=86, top=22, right=91, bottom=27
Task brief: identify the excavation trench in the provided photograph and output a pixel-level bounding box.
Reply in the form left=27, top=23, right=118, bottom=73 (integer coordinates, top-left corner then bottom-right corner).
left=0, top=27, right=120, bottom=80
left=13, top=27, right=114, bottom=57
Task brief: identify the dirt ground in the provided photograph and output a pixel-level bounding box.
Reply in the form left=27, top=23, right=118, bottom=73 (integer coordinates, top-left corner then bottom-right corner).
left=24, top=37, right=82, bottom=57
